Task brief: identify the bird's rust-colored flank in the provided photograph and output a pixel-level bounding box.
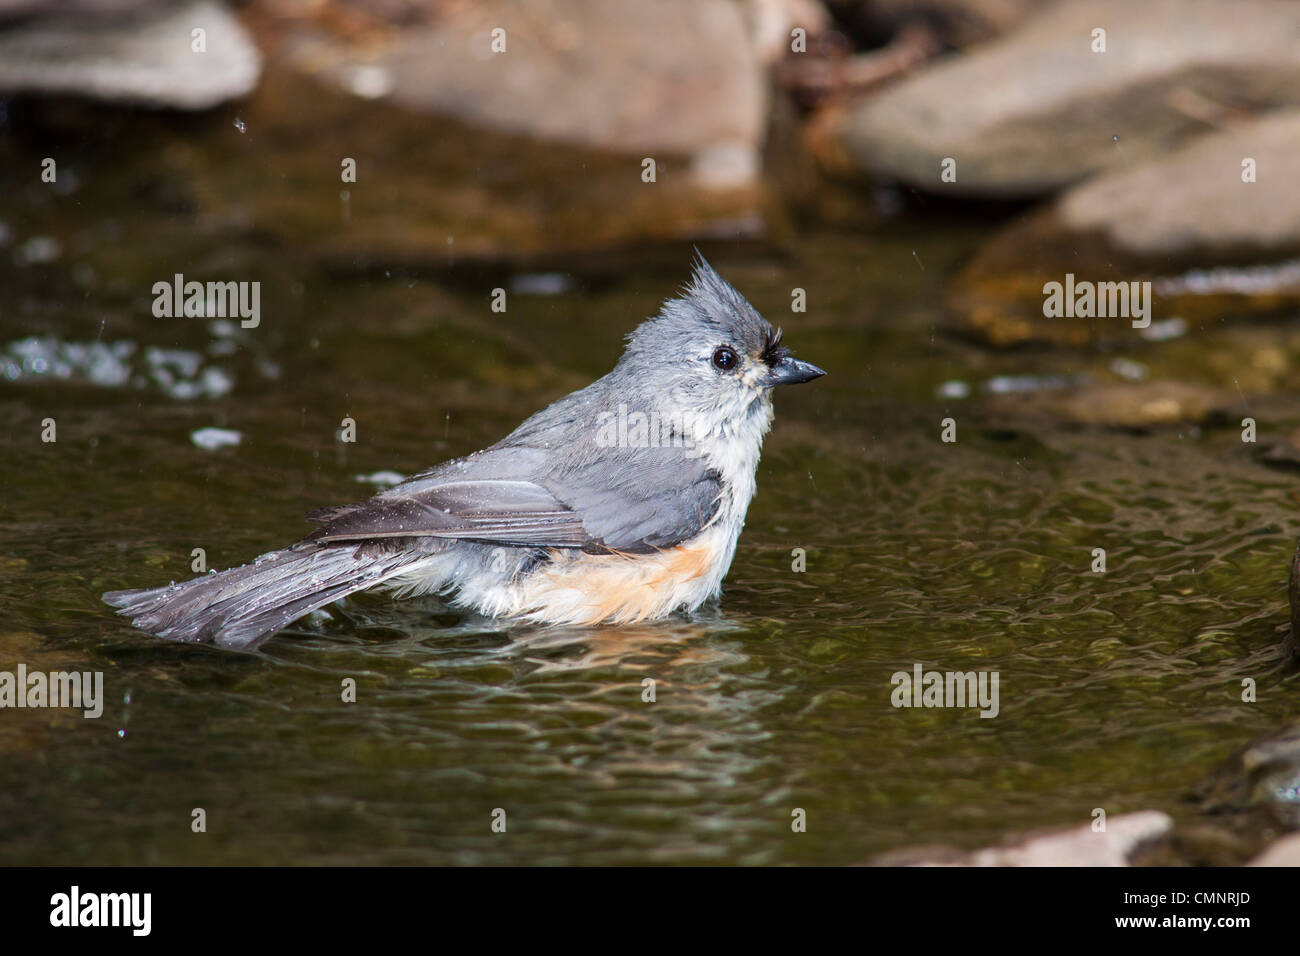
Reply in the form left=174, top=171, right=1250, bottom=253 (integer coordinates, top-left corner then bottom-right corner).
left=513, top=535, right=724, bottom=627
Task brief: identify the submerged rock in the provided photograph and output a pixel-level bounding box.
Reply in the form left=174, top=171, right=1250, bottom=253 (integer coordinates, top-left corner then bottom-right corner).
left=1201, top=721, right=1300, bottom=828
left=135, top=59, right=766, bottom=265
left=0, top=0, right=261, bottom=109
left=989, top=381, right=1233, bottom=429
left=1257, top=428, right=1300, bottom=471
left=834, top=0, right=1300, bottom=197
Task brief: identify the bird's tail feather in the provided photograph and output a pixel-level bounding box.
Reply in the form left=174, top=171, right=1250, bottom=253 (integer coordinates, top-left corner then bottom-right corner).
left=103, top=544, right=419, bottom=650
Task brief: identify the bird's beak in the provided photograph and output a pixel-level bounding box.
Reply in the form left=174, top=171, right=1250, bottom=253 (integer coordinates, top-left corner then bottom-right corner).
left=766, top=356, right=826, bottom=387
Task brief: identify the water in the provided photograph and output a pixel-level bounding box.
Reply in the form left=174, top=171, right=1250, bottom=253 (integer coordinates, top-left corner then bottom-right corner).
left=2, top=98, right=1299, bottom=866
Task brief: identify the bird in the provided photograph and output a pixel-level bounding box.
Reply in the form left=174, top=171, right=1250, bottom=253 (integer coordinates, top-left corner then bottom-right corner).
left=103, top=255, right=826, bottom=650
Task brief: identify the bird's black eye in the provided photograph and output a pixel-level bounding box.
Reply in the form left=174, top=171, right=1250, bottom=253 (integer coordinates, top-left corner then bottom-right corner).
left=712, top=346, right=738, bottom=371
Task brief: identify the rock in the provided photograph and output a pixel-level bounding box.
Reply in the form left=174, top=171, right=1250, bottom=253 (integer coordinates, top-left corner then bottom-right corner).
left=874, top=810, right=1173, bottom=866
left=989, top=381, right=1233, bottom=429
left=1142, top=823, right=1259, bottom=867
left=947, top=109, right=1300, bottom=346
left=1201, top=722, right=1300, bottom=828
left=0, top=0, right=261, bottom=109
left=1059, top=110, right=1300, bottom=262
left=286, top=0, right=766, bottom=190
left=1258, top=428, right=1300, bottom=469
left=747, top=0, right=833, bottom=66
left=835, top=0, right=1300, bottom=197
left=1248, top=832, right=1300, bottom=865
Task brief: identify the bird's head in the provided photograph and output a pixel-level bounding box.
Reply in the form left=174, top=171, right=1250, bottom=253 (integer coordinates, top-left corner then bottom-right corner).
left=618, top=254, right=825, bottom=437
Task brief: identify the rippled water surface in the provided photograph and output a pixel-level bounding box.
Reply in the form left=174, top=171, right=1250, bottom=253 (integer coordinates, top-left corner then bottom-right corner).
left=3, top=108, right=1300, bottom=865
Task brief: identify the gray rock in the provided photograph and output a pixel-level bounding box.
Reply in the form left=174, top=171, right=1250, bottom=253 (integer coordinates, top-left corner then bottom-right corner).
left=1060, top=109, right=1300, bottom=260
left=946, top=109, right=1300, bottom=345
left=963, top=810, right=1173, bottom=866
left=0, top=0, right=261, bottom=109
left=287, top=0, right=765, bottom=189
left=748, top=0, right=832, bottom=65
left=1248, top=832, right=1300, bottom=865
left=876, top=810, right=1173, bottom=866
left=837, top=0, right=1300, bottom=197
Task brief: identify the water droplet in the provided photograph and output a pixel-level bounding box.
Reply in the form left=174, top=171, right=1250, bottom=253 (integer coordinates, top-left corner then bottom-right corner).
left=233, top=118, right=247, bottom=134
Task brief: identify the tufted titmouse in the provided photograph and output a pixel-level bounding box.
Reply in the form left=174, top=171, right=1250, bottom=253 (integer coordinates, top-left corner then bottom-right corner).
left=104, top=256, right=825, bottom=649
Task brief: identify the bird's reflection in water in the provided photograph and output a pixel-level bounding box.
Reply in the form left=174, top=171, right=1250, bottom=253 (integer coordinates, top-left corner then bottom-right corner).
left=282, top=594, right=754, bottom=684
left=495, top=615, right=746, bottom=676
left=268, top=598, right=787, bottom=857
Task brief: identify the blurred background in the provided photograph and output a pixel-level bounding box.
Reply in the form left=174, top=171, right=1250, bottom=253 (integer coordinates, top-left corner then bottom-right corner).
left=3, top=0, right=1300, bottom=866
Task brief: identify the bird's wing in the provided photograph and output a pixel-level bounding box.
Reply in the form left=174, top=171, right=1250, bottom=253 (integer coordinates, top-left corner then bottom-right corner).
left=538, top=447, right=724, bottom=552
left=305, top=445, right=723, bottom=553
left=305, top=447, right=588, bottom=548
